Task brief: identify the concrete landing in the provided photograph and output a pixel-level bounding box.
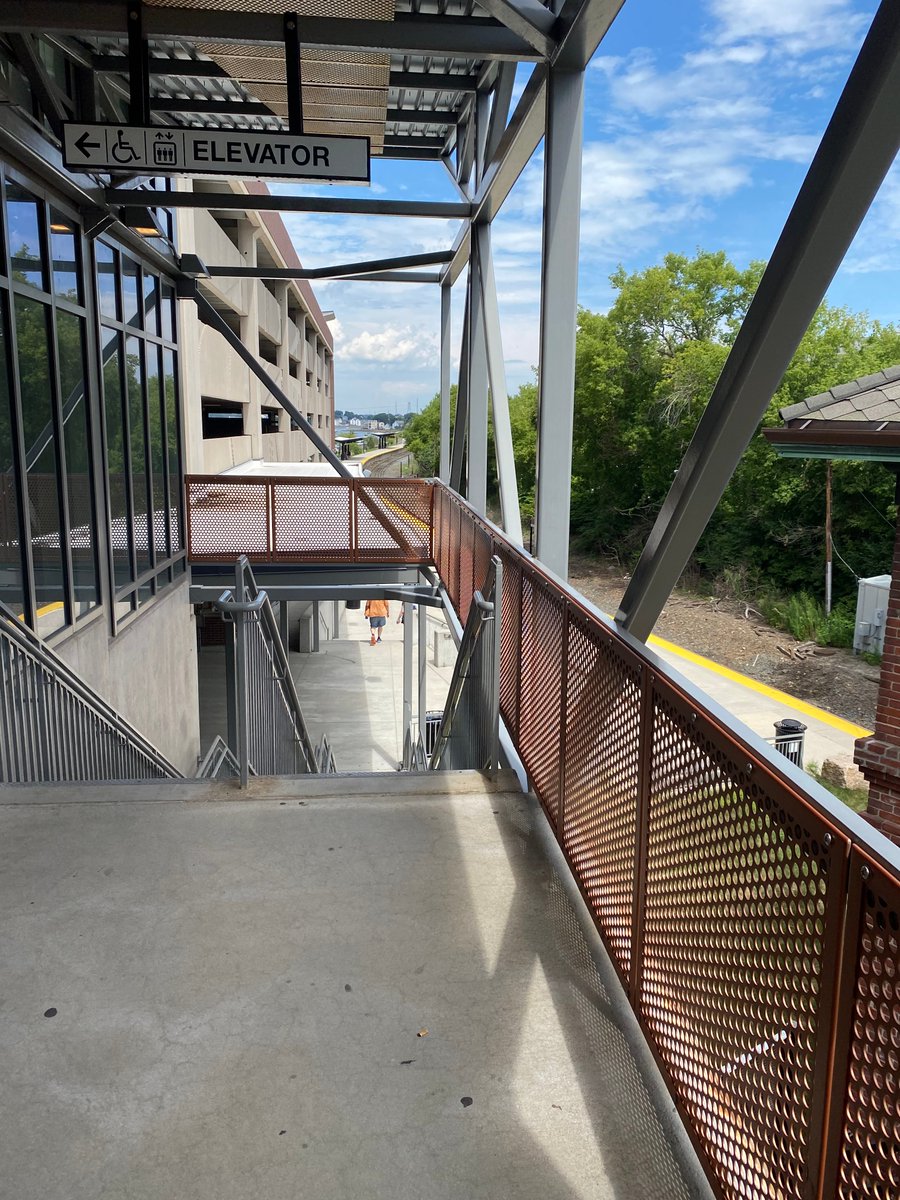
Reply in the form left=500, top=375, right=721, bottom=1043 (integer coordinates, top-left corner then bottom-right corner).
left=1, top=783, right=702, bottom=1200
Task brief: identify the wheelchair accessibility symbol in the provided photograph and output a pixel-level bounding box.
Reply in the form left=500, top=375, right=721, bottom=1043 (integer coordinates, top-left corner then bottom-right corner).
left=111, top=129, right=141, bottom=165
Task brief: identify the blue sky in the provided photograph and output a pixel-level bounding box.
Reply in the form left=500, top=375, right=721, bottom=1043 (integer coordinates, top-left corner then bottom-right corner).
left=274, top=0, right=896, bottom=415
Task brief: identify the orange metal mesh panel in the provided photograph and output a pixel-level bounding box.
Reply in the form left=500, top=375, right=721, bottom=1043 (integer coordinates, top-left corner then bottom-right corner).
left=828, top=852, right=900, bottom=1200
left=562, top=608, right=641, bottom=981
left=518, top=567, right=565, bottom=826
left=186, top=478, right=269, bottom=560
left=639, top=678, right=846, bottom=1200
left=354, top=480, right=432, bottom=562
left=271, top=479, right=353, bottom=562
left=494, top=542, right=522, bottom=741
left=448, top=499, right=461, bottom=611
left=473, top=521, right=493, bottom=600
left=435, top=486, right=450, bottom=584
left=458, top=507, right=475, bottom=624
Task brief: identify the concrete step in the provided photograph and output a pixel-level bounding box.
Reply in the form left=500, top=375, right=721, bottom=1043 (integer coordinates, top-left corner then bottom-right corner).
left=0, top=768, right=523, bottom=806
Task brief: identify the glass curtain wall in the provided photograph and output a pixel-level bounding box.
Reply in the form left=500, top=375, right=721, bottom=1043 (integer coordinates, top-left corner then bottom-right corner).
left=0, top=163, right=185, bottom=638
left=95, top=238, right=183, bottom=622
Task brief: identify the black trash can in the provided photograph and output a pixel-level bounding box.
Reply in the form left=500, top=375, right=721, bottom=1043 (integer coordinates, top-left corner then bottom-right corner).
left=424, top=711, right=443, bottom=756
left=773, top=718, right=807, bottom=768
left=345, top=599, right=361, bottom=610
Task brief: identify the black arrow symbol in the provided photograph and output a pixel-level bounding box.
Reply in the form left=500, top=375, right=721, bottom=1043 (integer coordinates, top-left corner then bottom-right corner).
left=74, top=131, right=101, bottom=157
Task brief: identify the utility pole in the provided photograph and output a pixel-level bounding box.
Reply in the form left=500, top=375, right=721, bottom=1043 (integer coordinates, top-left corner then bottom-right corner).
left=825, top=460, right=833, bottom=614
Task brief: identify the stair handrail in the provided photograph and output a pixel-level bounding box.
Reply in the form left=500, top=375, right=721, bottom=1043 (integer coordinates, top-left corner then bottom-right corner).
left=215, top=556, right=319, bottom=785
left=0, top=601, right=183, bottom=781
left=196, top=733, right=251, bottom=780
left=429, top=556, right=502, bottom=772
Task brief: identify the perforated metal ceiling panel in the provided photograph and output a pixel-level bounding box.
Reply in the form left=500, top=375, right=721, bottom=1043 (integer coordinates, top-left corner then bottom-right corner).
left=148, top=0, right=394, bottom=17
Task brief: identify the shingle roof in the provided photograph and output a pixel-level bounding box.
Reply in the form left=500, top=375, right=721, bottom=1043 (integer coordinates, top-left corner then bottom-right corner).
left=780, top=366, right=900, bottom=423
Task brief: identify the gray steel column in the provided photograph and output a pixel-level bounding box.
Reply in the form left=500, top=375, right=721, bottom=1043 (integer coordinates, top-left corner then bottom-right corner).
left=402, top=602, right=413, bottom=751
left=618, top=0, right=900, bottom=641
left=450, top=287, right=470, bottom=492
left=418, top=601, right=428, bottom=738
left=534, top=66, right=584, bottom=580
left=468, top=241, right=489, bottom=514
left=476, top=222, right=523, bottom=544
left=440, top=281, right=452, bottom=482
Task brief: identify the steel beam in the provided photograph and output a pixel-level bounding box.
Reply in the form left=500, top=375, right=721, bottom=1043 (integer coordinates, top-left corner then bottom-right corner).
left=7, top=34, right=70, bottom=138
left=476, top=223, right=522, bottom=545
left=190, top=584, right=444, bottom=607
left=4, top=5, right=541, bottom=60
left=390, top=70, right=479, bottom=94
left=112, top=189, right=472, bottom=219
left=476, top=0, right=557, bottom=56
left=126, top=1, right=150, bottom=126
left=93, top=58, right=481, bottom=93
left=388, top=108, right=459, bottom=125
left=450, top=291, right=470, bottom=493
left=618, top=0, right=900, bottom=640
left=441, top=0, right=626, bottom=285
left=338, top=271, right=442, bottom=283
left=534, top=67, right=584, bottom=580
left=403, top=601, right=413, bottom=750
left=150, top=97, right=274, bottom=116
left=467, top=238, right=489, bottom=515
left=417, top=602, right=428, bottom=742
left=486, top=61, right=516, bottom=162
left=440, top=282, right=452, bottom=482
left=204, top=251, right=453, bottom=280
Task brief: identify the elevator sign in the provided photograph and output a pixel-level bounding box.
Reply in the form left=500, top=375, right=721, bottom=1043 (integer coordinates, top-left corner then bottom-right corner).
left=62, top=123, right=370, bottom=183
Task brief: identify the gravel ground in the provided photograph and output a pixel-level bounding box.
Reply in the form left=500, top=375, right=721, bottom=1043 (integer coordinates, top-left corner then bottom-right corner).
left=568, top=554, right=880, bottom=730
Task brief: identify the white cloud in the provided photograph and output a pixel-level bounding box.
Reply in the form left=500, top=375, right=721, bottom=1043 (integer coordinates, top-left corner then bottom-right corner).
left=341, top=325, right=437, bottom=364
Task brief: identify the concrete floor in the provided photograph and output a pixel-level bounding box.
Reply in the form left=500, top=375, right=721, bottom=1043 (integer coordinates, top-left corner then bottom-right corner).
left=1, top=779, right=702, bottom=1200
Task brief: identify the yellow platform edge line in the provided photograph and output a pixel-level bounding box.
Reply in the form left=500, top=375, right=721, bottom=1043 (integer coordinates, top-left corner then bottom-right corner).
left=358, top=441, right=404, bottom=467
left=647, top=631, right=873, bottom=739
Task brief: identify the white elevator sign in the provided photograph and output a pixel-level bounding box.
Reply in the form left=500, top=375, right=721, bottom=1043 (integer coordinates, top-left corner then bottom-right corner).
left=62, top=124, right=371, bottom=183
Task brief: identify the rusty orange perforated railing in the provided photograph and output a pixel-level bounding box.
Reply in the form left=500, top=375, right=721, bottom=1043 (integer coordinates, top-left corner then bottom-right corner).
left=187, top=474, right=900, bottom=1200
left=186, top=474, right=433, bottom=564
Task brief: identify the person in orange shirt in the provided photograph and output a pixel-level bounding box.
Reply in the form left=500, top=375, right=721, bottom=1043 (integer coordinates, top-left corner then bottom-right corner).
left=364, top=598, right=390, bottom=645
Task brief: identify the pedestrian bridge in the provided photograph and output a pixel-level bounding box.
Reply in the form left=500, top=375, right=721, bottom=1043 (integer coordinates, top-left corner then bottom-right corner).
left=195, top=477, right=900, bottom=1198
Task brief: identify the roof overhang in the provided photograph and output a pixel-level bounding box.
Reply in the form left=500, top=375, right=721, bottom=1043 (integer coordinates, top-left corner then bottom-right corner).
left=763, top=424, right=900, bottom=462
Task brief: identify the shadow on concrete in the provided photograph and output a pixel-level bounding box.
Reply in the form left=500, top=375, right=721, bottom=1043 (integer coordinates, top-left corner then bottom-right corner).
left=0, top=780, right=700, bottom=1200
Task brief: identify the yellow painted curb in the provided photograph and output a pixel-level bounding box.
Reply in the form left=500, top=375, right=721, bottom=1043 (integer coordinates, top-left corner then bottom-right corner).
left=359, top=440, right=405, bottom=467
left=648, top=631, right=872, bottom=739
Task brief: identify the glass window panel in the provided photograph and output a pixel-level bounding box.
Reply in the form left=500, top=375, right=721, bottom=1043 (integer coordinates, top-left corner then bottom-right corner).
left=50, top=210, right=80, bottom=301
left=143, top=271, right=160, bottom=337
left=0, top=305, right=26, bottom=619
left=56, top=311, right=99, bottom=616
left=102, top=330, right=133, bottom=593
left=7, top=181, right=45, bottom=290
left=163, top=349, right=182, bottom=553
left=161, top=281, right=174, bottom=342
left=96, top=242, right=118, bottom=321
left=126, top=335, right=151, bottom=575
left=123, top=256, right=140, bottom=327
left=146, top=344, right=169, bottom=561
left=15, top=296, right=66, bottom=635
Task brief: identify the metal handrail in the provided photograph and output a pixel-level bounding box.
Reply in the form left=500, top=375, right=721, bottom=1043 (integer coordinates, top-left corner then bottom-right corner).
left=315, top=734, right=337, bottom=773
left=0, top=602, right=182, bottom=782
left=215, top=556, right=319, bottom=786
left=429, top=556, right=502, bottom=772
left=196, top=734, right=249, bottom=780
left=401, top=725, right=428, bottom=771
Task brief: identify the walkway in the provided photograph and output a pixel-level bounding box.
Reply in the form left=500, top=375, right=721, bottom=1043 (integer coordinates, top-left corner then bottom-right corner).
left=649, top=633, right=869, bottom=770
left=0, top=776, right=705, bottom=1200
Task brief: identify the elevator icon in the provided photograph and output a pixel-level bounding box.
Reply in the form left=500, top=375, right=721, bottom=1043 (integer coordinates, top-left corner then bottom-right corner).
left=152, top=133, right=179, bottom=167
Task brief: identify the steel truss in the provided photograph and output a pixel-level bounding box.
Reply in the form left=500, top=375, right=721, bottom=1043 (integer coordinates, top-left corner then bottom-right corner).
left=2, top=0, right=897, bottom=630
